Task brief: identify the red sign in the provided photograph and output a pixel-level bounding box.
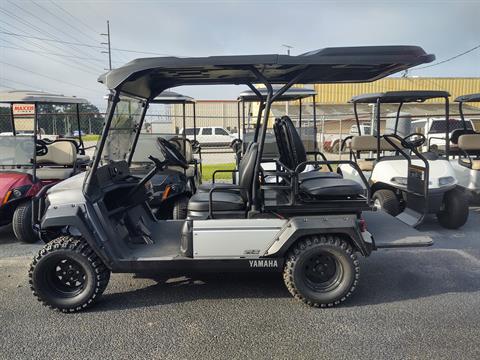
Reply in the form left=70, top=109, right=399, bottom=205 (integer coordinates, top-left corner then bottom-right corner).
left=12, top=104, right=35, bottom=116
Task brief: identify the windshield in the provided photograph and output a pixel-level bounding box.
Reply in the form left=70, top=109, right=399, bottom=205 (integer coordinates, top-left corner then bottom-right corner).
left=96, top=97, right=145, bottom=165
left=0, top=136, right=35, bottom=167
left=429, top=119, right=473, bottom=134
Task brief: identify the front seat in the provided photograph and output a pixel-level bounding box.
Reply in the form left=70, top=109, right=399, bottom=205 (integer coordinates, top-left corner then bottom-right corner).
left=187, top=143, right=258, bottom=219
left=277, top=116, right=363, bottom=198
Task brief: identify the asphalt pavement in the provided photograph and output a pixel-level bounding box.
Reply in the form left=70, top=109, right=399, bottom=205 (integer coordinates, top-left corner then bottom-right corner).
left=1, top=208, right=479, bottom=359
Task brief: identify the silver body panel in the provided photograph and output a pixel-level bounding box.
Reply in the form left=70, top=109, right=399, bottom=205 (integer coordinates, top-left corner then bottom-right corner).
left=192, top=219, right=286, bottom=258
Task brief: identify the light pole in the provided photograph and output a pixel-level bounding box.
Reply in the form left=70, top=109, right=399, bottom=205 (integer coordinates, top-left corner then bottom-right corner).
left=281, top=44, right=293, bottom=56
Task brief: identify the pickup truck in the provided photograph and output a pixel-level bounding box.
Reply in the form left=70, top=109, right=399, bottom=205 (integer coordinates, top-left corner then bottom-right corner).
left=181, top=127, right=236, bottom=147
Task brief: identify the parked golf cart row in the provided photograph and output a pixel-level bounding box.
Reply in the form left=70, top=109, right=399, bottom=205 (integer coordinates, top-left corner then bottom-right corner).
left=28, top=45, right=450, bottom=313
left=0, top=90, right=92, bottom=243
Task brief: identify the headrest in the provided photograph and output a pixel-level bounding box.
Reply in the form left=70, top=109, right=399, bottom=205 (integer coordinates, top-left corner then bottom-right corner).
left=458, top=134, right=480, bottom=151
left=37, top=141, right=77, bottom=166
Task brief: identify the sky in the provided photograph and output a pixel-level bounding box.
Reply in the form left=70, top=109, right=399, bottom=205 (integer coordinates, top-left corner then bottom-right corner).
left=0, top=0, right=479, bottom=110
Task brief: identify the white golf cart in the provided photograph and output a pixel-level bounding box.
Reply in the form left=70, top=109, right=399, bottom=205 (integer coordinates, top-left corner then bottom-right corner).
left=449, top=93, right=480, bottom=196
left=339, top=91, right=469, bottom=229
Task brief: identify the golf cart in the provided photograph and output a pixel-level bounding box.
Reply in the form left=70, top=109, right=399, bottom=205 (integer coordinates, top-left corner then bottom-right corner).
left=0, top=90, right=90, bottom=243
left=449, top=93, right=480, bottom=196
left=130, top=91, right=201, bottom=219
left=339, top=91, right=469, bottom=229
left=29, top=46, right=436, bottom=312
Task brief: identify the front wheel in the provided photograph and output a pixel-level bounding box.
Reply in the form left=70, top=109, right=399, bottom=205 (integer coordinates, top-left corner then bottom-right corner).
left=29, top=236, right=110, bottom=312
left=372, top=189, right=401, bottom=216
left=437, top=188, right=469, bottom=229
left=12, top=200, right=38, bottom=243
left=283, top=235, right=359, bottom=307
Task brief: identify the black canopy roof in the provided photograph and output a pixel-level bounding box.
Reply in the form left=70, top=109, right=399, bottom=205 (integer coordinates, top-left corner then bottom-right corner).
left=238, top=86, right=316, bottom=102
left=455, top=93, right=480, bottom=103
left=350, top=90, right=450, bottom=104
left=98, top=46, right=434, bottom=99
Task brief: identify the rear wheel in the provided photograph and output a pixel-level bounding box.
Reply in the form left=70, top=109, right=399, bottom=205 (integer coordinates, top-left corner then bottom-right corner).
left=437, top=188, right=469, bottom=229
left=372, top=189, right=401, bottom=216
left=172, top=195, right=189, bottom=220
left=283, top=235, right=359, bottom=307
left=12, top=200, right=38, bottom=243
left=29, top=236, right=110, bottom=312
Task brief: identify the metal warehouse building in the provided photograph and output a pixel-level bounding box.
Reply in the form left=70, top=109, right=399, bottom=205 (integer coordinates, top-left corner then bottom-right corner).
left=167, top=77, right=480, bottom=133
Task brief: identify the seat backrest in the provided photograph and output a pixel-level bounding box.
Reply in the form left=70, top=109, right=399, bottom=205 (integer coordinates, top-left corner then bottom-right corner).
left=279, top=116, right=307, bottom=171
left=458, top=134, right=480, bottom=151
left=37, top=140, right=77, bottom=166
left=238, top=142, right=258, bottom=200
left=350, top=135, right=399, bottom=152
left=170, top=137, right=194, bottom=162
left=273, top=118, right=291, bottom=168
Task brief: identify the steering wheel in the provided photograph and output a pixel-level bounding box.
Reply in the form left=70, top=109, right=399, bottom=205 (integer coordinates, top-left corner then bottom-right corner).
left=35, top=139, right=49, bottom=156
left=190, top=139, right=201, bottom=153
left=156, top=137, right=189, bottom=169
left=230, top=138, right=243, bottom=152
left=402, top=133, right=426, bottom=149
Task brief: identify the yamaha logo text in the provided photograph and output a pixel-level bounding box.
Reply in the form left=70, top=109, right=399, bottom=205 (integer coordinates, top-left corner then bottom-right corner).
left=249, top=260, right=278, bottom=268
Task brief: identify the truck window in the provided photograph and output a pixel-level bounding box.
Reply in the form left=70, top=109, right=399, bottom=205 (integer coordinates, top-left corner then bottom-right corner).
left=215, top=128, right=229, bottom=135
left=184, top=128, right=200, bottom=135
left=202, top=128, right=212, bottom=135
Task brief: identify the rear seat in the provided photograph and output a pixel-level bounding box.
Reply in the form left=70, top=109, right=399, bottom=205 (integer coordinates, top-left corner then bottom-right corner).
left=458, top=134, right=480, bottom=170
left=276, top=116, right=363, bottom=198
left=36, top=141, right=77, bottom=180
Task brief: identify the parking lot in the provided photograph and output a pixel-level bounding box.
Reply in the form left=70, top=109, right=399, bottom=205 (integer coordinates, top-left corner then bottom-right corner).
left=0, top=207, right=478, bottom=359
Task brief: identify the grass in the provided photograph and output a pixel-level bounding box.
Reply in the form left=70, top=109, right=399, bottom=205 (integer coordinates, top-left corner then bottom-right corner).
left=81, top=134, right=100, bottom=142
left=201, top=163, right=236, bottom=182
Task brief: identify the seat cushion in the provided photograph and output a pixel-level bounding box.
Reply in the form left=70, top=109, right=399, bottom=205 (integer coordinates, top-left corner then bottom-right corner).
left=197, top=183, right=240, bottom=193
left=300, top=178, right=363, bottom=197
left=188, top=191, right=246, bottom=212
left=299, top=171, right=342, bottom=183
left=36, top=167, right=74, bottom=180
left=357, top=159, right=374, bottom=171
left=471, top=160, right=480, bottom=170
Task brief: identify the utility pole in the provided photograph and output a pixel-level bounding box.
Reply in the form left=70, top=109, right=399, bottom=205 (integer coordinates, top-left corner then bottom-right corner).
left=101, top=20, right=112, bottom=70
left=282, top=44, right=293, bottom=56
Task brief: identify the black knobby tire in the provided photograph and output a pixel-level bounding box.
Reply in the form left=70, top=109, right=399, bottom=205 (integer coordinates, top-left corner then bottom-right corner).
left=29, top=236, right=110, bottom=313
left=172, top=196, right=189, bottom=220
left=372, top=189, right=401, bottom=216
left=12, top=200, right=38, bottom=243
left=437, top=188, right=469, bottom=229
left=283, top=235, right=359, bottom=307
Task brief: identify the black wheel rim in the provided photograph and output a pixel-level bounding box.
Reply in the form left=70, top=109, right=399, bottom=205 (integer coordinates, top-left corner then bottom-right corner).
left=303, top=251, right=343, bottom=292
left=45, top=258, right=87, bottom=298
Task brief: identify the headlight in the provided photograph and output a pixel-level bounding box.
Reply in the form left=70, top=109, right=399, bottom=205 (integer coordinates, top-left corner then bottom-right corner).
left=438, top=176, right=455, bottom=187
left=391, top=177, right=408, bottom=186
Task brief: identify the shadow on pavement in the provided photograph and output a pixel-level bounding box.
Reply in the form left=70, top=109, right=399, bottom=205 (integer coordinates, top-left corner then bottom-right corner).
left=92, top=248, right=480, bottom=313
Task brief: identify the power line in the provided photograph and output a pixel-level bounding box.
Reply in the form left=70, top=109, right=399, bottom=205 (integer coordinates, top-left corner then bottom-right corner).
left=413, top=44, right=480, bottom=70
left=0, top=76, right=54, bottom=92
left=29, top=0, right=101, bottom=59
left=0, top=12, right=102, bottom=73
left=0, top=44, right=104, bottom=62
left=0, top=32, right=101, bottom=76
left=0, top=30, right=176, bottom=56
left=2, top=3, right=103, bottom=68
left=0, top=61, right=101, bottom=94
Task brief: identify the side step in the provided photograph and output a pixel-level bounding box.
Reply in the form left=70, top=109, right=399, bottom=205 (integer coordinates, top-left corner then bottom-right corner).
left=395, top=208, right=425, bottom=228
left=363, top=211, right=433, bottom=249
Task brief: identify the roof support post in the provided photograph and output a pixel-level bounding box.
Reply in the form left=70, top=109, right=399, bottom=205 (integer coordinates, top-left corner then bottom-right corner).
left=445, top=96, right=450, bottom=159
left=375, top=98, right=381, bottom=161
left=394, top=102, right=404, bottom=135
left=313, top=94, right=317, bottom=152
left=353, top=102, right=361, bottom=136
left=127, top=100, right=149, bottom=165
